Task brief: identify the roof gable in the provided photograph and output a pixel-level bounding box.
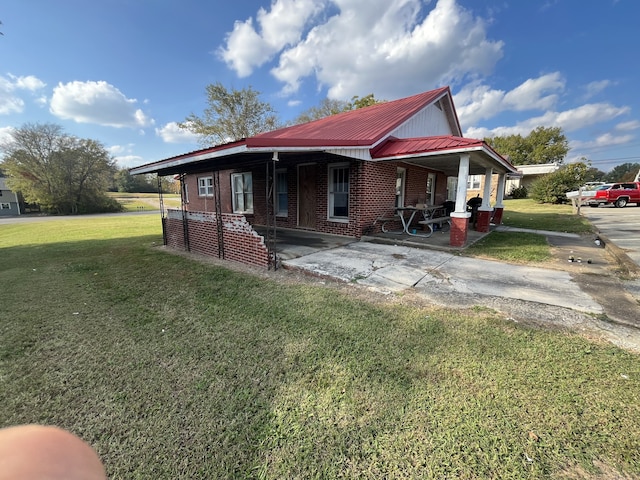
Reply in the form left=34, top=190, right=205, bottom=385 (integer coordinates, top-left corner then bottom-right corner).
left=246, top=86, right=458, bottom=148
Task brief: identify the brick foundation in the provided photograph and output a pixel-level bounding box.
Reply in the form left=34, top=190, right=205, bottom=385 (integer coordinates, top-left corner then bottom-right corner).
left=492, top=207, right=504, bottom=225
left=475, top=209, right=492, bottom=233
left=450, top=215, right=469, bottom=247
left=165, top=209, right=269, bottom=268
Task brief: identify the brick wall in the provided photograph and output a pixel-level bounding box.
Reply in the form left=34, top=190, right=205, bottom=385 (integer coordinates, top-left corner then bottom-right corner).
left=165, top=209, right=269, bottom=268
left=180, top=158, right=448, bottom=239
left=184, top=172, right=232, bottom=212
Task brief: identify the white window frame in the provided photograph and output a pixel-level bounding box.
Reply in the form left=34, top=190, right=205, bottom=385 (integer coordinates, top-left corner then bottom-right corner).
left=426, top=172, right=436, bottom=205
left=395, top=167, right=406, bottom=208
left=467, top=175, right=481, bottom=190
left=231, top=172, right=253, bottom=214
left=328, top=163, right=349, bottom=221
left=1, top=203, right=10, bottom=209
left=276, top=169, right=288, bottom=217
left=198, top=176, right=213, bottom=197
left=447, top=177, right=458, bottom=202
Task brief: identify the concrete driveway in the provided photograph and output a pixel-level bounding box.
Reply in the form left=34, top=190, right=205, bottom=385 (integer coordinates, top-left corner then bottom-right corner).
left=581, top=203, right=640, bottom=270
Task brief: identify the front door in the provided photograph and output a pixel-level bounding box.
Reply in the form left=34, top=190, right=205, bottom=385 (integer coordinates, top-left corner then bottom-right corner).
left=298, top=164, right=317, bottom=229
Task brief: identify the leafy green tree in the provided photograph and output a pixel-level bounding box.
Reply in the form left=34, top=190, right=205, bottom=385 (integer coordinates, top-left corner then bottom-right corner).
left=114, top=168, right=177, bottom=194
left=529, top=161, right=590, bottom=204
left=347, top=93, right=382, bottom=110
left=584, top=165, right=607, bottom=182
left=486, top=126, right=569, bottom=166
left=293, top=98, right=349, bottom=124
left=604, top=162, right=640, bottom=182
left=1, top=123, right=120, bottom=214
left=293, top=93, right=384, bottom=124
left=178, top=83, right=280, bottom=146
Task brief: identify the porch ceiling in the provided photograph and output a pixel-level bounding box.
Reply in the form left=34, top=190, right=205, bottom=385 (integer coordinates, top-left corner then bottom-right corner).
left=397, top=150, right=511, bottom=177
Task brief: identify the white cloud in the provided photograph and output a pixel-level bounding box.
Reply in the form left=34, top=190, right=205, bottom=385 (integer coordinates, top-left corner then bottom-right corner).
left=616, top=120, right=640, bottom=131
left=108, top=144, right=134, bottom=156
left=464, top=102, right=630, bottom=139
left=49, top=80, right=154, bottom=128
left=221, top=0, right=503, bottom=100
left=0, top=126, right=16, bottom=145
left=218, top=0, right=325, bottom=77
left=0, top=74, right=47, bottom=115
left=583, top=80, right=613, bottom=99
left=570, top=133, right=635, bottom=151
left=114, top=155, right=146, bottom=169
left=11, top=74, right=47, bottom=91
left=455, top=73, right=565, bottom=126
left=155, top=122, right=199, bottom=144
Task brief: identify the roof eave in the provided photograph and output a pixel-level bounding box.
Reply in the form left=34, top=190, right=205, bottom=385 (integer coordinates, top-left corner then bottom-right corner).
left=130, top=144, right=249, bottom=175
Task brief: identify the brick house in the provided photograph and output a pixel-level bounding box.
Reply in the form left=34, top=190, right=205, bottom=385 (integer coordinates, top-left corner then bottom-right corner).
left=131, top=86, right=518, bottom=268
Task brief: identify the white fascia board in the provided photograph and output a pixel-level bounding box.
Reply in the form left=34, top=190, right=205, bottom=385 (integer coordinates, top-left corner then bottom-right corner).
left=246, top=145, right=370, bottom=153
left=130, top=144, right=249, bottom=175
left=247, top=145, right=372, bottom=160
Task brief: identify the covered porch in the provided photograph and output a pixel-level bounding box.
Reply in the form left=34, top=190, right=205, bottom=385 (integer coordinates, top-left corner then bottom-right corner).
left=371, top=136, right=517, bottom=247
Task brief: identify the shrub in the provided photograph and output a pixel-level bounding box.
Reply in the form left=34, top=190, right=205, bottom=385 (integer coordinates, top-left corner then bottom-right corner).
left=508, top=185, right=528, bottom=199
left=530, top=162, right=589, bottom=204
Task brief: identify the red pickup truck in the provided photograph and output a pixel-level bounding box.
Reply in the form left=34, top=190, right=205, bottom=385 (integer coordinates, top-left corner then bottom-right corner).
left=588, top=182, right=640, bottom=208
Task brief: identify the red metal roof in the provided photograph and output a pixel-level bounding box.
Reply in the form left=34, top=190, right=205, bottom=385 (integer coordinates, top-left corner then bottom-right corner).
left=371, top=135, right=485, bottom=158
left=246, top=86, right=451, bottom=148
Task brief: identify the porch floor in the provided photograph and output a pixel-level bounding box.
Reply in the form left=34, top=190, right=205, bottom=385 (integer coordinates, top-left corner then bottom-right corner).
left=254, top=224, right=491, bottom=261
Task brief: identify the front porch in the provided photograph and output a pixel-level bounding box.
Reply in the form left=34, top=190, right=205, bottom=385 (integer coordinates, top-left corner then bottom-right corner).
left=254, top=223, right=491, bottom=263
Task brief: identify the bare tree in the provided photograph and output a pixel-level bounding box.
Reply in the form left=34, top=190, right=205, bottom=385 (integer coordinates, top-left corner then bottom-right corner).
left=178, top=83, right=280, bottom=147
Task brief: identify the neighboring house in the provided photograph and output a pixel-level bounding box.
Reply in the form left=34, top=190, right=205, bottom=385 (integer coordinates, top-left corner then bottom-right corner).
left=505, top=163, right=561, bottom=195
left=131, top=86, right=519, bottom=269
left=0, top=175, right=21, bottom=216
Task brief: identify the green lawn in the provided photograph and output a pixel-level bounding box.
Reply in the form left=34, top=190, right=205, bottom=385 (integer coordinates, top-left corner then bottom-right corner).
left=106, top=192, right=182, bottom=212
left=467, top=199, right=594, bottom=263
left=500, top=198, right=593, bottom=233
left=1, top=215, right=639, bottom=479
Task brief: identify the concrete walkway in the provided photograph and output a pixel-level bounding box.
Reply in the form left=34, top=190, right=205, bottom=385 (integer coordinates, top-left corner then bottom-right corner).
left=283, top=239, right=603, bottom=314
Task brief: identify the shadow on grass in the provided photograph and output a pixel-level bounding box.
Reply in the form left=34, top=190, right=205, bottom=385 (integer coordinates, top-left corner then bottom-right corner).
left=2, top=235, right=640, bottom=478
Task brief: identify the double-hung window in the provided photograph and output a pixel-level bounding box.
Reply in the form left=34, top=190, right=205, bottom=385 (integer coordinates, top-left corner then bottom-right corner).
left=467, top=175, right=481, bottom=190
left=328, top=163, right=349, bottom=220
left=395, top=167, right=406, bottom=207
left=232, top=172, right=253, bottom=213
left=276, top=170, right=288, bottom=216
left=198, top=176, right=213, bottom=196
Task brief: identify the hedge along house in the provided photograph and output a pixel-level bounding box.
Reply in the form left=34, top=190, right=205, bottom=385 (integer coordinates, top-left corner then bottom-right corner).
left=130, top=86, right=518, bottom=269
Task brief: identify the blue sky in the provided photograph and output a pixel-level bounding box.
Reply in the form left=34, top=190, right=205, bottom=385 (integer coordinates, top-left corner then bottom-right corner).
left=1, top=0, right=638, bottom=172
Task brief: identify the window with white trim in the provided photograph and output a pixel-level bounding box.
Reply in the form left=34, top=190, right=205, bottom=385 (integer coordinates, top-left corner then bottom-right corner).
left=232, top=172, right=253, bottom=213
left=198, top=176, right=213, bottom=196
left=276, top=169, right=288, bottom=216
left=1, top=203, right=10, bottom=209
left=395, top=167, right=406, bottom=208
left=467, top=175, right=481, bottom=190
left=328, top=163, right=349, bottom=219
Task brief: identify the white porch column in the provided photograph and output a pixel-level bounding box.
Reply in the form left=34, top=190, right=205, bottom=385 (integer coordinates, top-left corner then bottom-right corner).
left=481, top=168, right=493, bottom=209
left=453, top=154, right=470, bottom=214
left=450, top=154, right=471, bottom=247
left=494, top=173, right=506, bottom=208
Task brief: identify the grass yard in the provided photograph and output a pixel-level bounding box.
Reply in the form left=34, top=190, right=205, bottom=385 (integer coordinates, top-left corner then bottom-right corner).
left=1, top=215, right=640, bottom=479
left=107, top=192, right=182, bottom=212
left=467, top=199, right=594, bottom=263
left=500, top=198, right=593, bottom=234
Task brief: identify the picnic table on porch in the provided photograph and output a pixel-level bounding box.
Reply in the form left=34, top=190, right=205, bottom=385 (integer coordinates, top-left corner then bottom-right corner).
left=377, top=205, right=451, bottom=237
